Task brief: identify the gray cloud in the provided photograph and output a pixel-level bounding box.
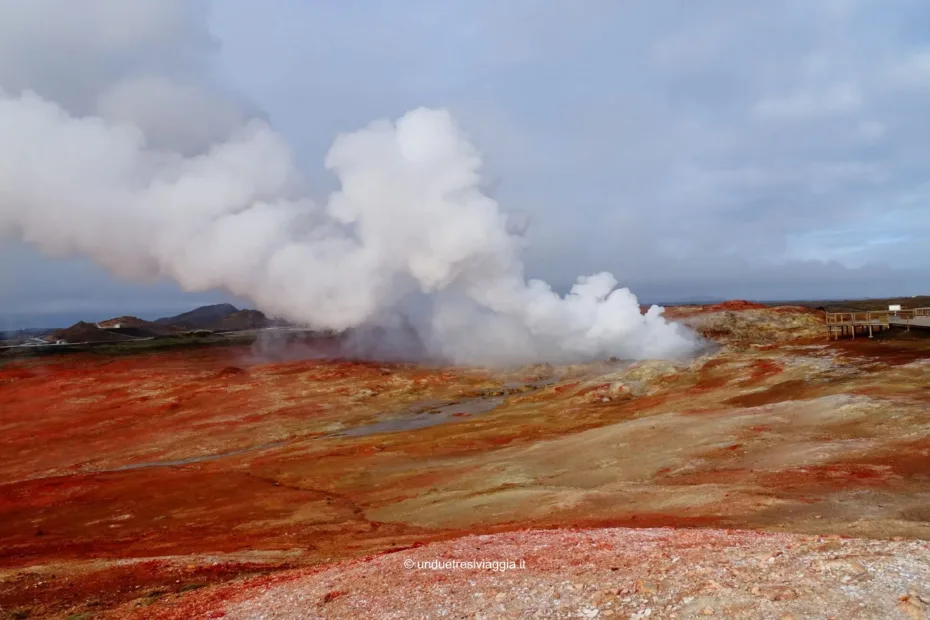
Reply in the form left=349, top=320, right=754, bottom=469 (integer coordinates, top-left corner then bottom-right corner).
left=3, top=0, right=930, bottom=330
left=0, top=0, right=700, bottom=363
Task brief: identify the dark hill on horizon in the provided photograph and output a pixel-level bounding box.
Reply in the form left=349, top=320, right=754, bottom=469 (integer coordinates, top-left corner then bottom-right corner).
left=40, top=305, right=283, bottom=345
left=154, top=303, right=241, bottom=330
left=48, top=321, right=135, bottom=344
left=156, top=304, right=279, bottom=331
left=95, top=316, right=183, bottom=339
left=218, top=309, right=275, bottom=331
left=47, top=316, right=185, bottom=344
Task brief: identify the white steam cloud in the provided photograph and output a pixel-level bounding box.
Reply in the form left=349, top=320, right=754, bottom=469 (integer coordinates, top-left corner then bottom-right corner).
left=0, top=0, right=699, bottom=365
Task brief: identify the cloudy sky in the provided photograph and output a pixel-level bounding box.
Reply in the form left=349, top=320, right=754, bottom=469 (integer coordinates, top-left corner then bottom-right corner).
left=3, top=0, right=930, bottom=328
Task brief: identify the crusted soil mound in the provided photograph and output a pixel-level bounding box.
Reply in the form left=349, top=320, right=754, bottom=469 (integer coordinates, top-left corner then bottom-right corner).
left=687, top=299, right=769, bottom=313
left=707, top=299, right=767, bottom=312
left=669, top=306, right=824, bottom=348
left=143, top=527, right=930, bottom=620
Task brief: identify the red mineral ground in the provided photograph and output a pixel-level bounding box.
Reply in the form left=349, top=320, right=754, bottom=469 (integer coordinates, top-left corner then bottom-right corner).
left=2, top=303, right=930, bottom=618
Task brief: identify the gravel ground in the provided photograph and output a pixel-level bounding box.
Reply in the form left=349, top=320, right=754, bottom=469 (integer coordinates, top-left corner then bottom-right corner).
left=166, top=527, right=930, bottom=619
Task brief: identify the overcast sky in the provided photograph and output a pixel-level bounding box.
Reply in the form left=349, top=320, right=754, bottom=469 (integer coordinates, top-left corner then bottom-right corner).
left=3, top=0, right=930, bottom=328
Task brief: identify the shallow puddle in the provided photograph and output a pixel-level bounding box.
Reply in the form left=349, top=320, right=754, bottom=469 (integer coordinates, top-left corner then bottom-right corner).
left=339, top=397, right=505, bottom=437
left=337, top=376, right=563, bottom=437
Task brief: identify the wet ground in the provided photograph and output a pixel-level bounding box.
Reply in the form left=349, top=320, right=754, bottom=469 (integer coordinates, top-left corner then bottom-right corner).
left=2, top=307, right=930, bottom=618
left=337, top=396, right=507, bottom=437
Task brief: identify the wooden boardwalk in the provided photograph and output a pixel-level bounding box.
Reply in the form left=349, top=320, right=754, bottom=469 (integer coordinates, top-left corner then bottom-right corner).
left=889, top=308, right=930, bottom=330
left=826, top=308, right=930, bottom=339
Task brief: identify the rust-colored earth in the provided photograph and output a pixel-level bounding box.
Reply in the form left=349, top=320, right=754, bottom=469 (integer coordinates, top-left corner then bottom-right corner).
left=2, top=305, right=930, bottom=618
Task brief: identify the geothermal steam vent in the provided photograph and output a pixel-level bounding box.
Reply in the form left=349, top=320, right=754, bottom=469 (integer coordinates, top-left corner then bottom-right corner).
left=0, top=61, right=696, bottom=364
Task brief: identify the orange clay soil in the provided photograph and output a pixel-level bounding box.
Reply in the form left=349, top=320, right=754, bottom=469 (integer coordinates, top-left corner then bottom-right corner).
left=1, top=306, right=930, bottom=618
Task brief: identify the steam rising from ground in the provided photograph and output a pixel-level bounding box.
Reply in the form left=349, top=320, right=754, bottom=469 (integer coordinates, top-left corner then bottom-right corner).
left=0, top=0, right=698, bottom=365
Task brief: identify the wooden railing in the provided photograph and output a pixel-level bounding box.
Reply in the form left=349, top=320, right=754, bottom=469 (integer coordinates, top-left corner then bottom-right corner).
left=891, top=307, right=930, bottom=319
left=825, top=311, right=889, bottom=325
left=828, top=307, right=930, bottom=339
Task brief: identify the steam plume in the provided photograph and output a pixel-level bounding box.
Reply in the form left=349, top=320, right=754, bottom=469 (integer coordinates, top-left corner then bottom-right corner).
left=0, top=0, right=698, bottom=365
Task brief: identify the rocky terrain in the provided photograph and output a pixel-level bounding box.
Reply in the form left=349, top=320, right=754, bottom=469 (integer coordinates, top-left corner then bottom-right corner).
left=154, top=528, right=930, bottom=619
left=1, top=302, right=929, bottom=618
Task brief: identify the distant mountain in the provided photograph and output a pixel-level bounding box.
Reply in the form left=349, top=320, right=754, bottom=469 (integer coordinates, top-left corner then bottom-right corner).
left=1, top=327, right=57, bottom=338
left=95, top=316, right=182, bottom=338
left=154, top=303, right=241, bottom=330
left=155, top=303, right=277, bottom=332
left=217, top=309, right=273, bottom=331
left=0, top=327, right=59, bottom=346
left=3, top=303, right=293, bottom=346
left=48, top=321, right=135, bottom=344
